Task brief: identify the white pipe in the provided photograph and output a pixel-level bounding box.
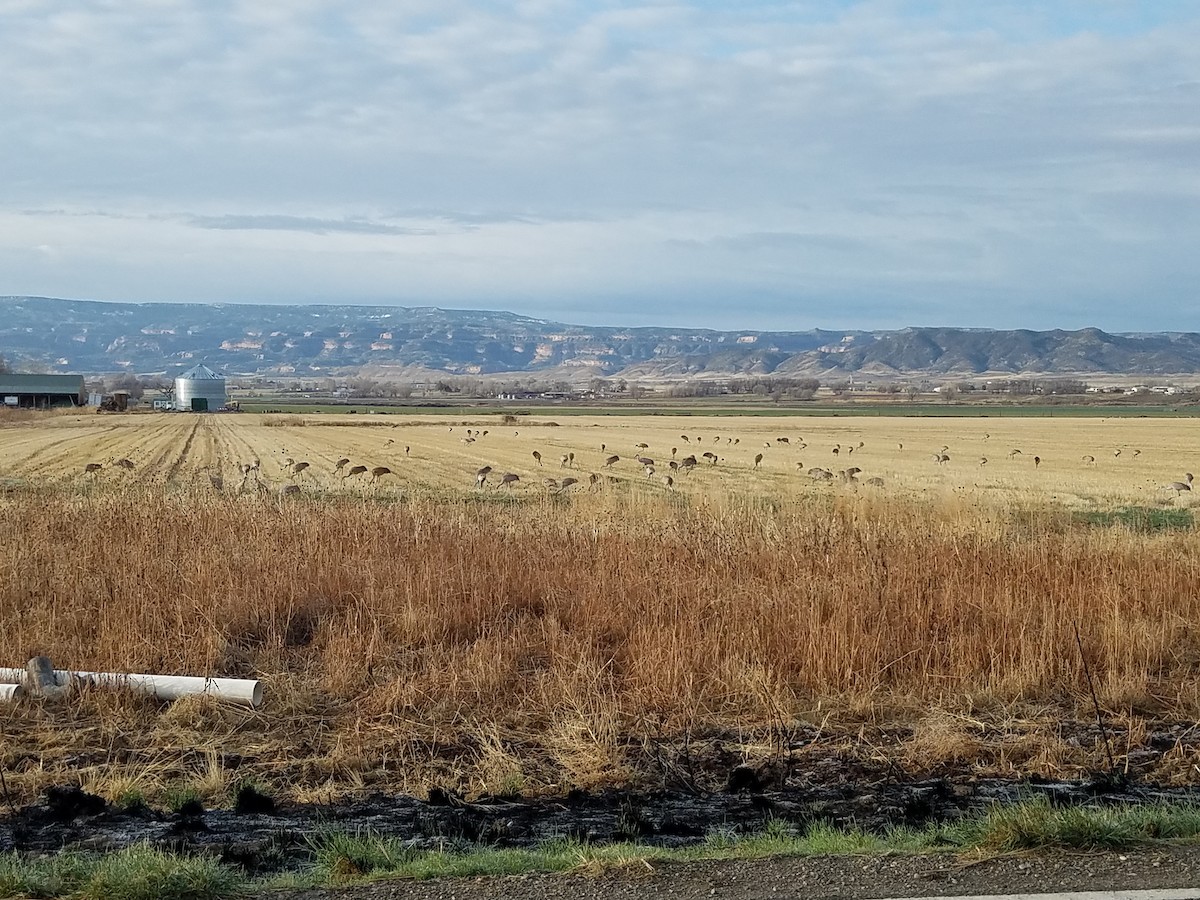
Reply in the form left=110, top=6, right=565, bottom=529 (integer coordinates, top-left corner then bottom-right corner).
left=0, top=683, right=23, bottom=702
left=0, top=668, right=262, bottom=708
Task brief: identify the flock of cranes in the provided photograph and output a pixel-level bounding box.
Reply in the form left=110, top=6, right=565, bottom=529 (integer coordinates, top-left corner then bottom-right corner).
left=71, top=424, right=1195, bottom=503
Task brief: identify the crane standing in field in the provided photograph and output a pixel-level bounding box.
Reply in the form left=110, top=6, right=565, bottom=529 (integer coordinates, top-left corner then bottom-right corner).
left=1163, top=473, right=1194, bottom=495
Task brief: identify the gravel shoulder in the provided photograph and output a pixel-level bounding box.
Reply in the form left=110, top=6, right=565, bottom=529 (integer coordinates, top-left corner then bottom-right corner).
left=268, top=846, right=1200, bottom=900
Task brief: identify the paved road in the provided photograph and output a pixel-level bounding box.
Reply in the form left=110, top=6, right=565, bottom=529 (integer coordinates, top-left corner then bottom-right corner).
left=268, top=847, right=1200, bottom=900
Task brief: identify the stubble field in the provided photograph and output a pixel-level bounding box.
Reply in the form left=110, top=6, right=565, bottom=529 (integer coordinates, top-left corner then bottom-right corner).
left=0, top=409, right=1196, bottom=505
left=1, top=409, right=1199, bottom=809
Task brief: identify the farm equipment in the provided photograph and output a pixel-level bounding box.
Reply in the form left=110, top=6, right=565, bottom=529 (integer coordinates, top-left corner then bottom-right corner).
left=95, top=392, right=130, bottom=412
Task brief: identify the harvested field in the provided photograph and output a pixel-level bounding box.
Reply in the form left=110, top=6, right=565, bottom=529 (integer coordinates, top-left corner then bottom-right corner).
left=1, top=411, right=1199, bottom=816
left=0, top=410, right=1198, bottom=508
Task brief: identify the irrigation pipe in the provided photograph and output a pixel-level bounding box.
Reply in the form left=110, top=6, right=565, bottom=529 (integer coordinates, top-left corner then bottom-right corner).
left=0, top=667, right=262, bottom=708
left=0, top=684, right=24, bottom=702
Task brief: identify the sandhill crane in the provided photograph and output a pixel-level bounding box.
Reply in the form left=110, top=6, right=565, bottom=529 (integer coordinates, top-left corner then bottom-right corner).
left=696, top=436, right=702, bottom=443
left=543, top=477, right=559, bottom=491
left=1133, top=449, right=1142, bottom=457
left=680, top=435, right=690, bottom=443
left=762, top=442, right=771, bottom=449
left=405, top=446, right=410, bottom=456
left=726, top=437, right=733, bottom=445
left=114, top=458, right=135, bottom=471
left=601, top=443, right=606, bottom=452
left=671, top=447, right=677, bottom=459
left=385, top=438, right=394, bottom=447
left=603, top=455, right=620, bottom=468
left=703, top=452, right=719, bottom=465
left=460, top=437, right=475, bottom=445
left=776, top=437, right=789, bottom=444
left=635, top=442, right=649, bottom=450
left=845, top=466, right=862, bottom=477
left=532, top=450, right=542, bottom=466
left=1114, top=448, right=1122, bottom=458
left=1008, top=449, right=1023, bottom=459
left=334, top=457, right=350, bottom=474
left=636, top=456, right=654, bottom=467
left=754, top=453, right=763, bottom=469
left=979, top=456, right=988, bottom=466
left=1081, top=455, right=1095, bottom=466
left=832, top=445, right=840, bottom=456
left=370, top=466, right=395, bottom=482
left=500, top=472, right=520, bottom=488
left=1033, top=456, right=1041, bottom=469
left=897, top=442, right=904, bottom=451
left=808, top=468, right=833, bottom=481
left=668, top=460, right=679, bottom=471
left=561, top=476, right=579, bottom=492
left=279, top=456, right=295, bottom=472
left=476, top=465, right=492, bottom=484
left=289, top=461, right=311, bottom=479
left=84, top=462, right=104, bottom=475
left=662, top=475, right=674, bottom=489
left=679, top=455, right=697, bottom=473
left=643, top=465, right=655, bottom=479
left=933, top=452, right=950, bottom=465
left=865, top=476, right=884, bottom=487
left=568, top=452, right=575, bottom=467
left=588, top=473, right=599, bottom=490
left=560, top=454, right=569, bottom=468
left=344, top=464, right=369, bottom=479
left=733, top=438, right=739, bottom=445
left=1163, top=473, right=1194, bottom=494
left=713, top=435, right=720, bottom=443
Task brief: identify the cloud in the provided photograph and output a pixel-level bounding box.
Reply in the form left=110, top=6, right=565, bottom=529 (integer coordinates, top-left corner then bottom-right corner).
left=1, top=2, right=1199, bottom=330
left=185, top=214, right=441, bottom=236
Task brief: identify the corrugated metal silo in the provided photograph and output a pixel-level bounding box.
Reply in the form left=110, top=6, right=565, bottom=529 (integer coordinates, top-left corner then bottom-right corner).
left=174, top=364, right=227, bottom=411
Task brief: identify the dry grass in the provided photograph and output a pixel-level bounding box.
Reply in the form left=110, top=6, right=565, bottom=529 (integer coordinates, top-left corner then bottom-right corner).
left=2, top=471, right=1200, bottom=805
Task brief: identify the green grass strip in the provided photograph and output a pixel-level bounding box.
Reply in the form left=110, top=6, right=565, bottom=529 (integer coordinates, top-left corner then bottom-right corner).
left=7, top=799, right=1200, bottom=898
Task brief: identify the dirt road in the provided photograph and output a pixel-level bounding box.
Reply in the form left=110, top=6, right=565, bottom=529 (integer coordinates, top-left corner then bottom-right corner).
left=272, top=847, right=1200, bottom=900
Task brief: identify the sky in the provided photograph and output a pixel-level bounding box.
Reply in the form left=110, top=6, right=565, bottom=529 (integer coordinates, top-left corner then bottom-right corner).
left=1, top=0, right=1198, bottom=332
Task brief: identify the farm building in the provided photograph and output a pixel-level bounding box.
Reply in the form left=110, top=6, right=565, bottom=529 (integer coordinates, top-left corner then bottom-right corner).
left=0, top=374, right=85, bottom=409
left=174, top=364, right=227, bottom=411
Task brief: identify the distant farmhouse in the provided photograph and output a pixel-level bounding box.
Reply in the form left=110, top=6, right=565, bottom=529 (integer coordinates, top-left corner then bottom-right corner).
left=0, top=374, right=85, bottom=409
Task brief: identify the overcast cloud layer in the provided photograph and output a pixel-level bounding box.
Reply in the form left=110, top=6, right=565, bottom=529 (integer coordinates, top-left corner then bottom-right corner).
left=2, top=1, right=1198, bottom=331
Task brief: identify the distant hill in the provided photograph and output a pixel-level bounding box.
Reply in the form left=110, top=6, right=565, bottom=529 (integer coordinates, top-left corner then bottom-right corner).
left=2, top=296, right=1199, bottom=380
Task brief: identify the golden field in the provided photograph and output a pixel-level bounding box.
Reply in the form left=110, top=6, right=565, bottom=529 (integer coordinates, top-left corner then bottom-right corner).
left=1, top=409, right=1199, bottom=806
left=0, top=409, right=1197, bottom=505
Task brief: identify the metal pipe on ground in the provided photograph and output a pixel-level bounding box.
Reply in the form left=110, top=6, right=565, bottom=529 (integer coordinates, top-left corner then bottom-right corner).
left=0, top=684, right=24, bottom=702
left=0, top=666, right=262, bottom=708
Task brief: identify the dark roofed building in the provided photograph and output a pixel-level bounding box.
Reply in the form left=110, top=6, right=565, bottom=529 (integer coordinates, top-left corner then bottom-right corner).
left=0, top=374, right=85, bottom=409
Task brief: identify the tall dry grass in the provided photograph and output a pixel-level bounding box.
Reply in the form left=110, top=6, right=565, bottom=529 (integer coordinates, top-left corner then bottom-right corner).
left=1, top=485, right=1198, bottom=802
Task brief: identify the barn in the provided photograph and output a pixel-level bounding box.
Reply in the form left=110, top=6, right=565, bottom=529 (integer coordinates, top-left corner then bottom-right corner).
left=0, top=374, right=86, bottom=409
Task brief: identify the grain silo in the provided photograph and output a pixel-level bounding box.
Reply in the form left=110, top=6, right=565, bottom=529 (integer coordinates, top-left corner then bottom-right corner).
left=175, top=364, right=227, bottom=412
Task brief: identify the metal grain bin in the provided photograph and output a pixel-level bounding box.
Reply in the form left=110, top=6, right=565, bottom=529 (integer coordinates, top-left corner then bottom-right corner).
left=174, top=364, right=227, bottom=412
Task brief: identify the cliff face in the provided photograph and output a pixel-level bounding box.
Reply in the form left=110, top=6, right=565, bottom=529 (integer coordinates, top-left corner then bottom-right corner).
left=3, top=296, right=1198, bottom=378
